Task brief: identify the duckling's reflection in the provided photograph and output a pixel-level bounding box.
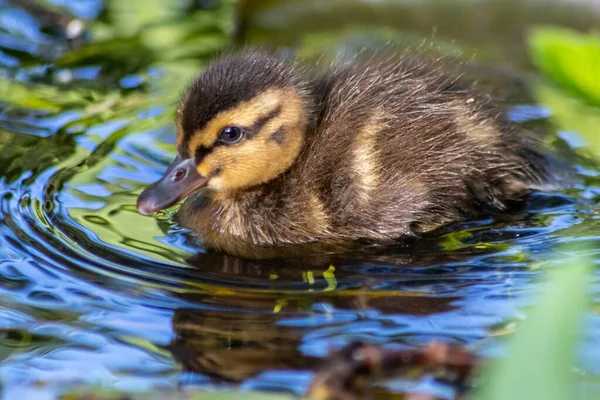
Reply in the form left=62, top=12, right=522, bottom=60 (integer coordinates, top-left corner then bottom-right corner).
left=169, top=297, right=459, bottom=382
left=167, top=241, right=472, bottom=382
left=169, top=308, right=317, bottom=381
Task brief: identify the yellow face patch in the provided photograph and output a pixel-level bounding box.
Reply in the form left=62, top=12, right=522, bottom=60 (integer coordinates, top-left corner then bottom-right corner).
left=180, top=88, right=308, bottom=192
left=183, top=89, right=286, bottom=154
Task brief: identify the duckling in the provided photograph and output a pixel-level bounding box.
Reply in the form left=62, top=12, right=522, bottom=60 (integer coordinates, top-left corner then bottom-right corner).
left=137, top=49, right=553, bottom=257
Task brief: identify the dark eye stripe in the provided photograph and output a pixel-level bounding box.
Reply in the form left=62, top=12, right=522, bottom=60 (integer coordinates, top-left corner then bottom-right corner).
left=195, top=145, right=212, bottom=163
left=245, top=106, right=282, bottom=139
left=190, top=105, right=283, bottom=161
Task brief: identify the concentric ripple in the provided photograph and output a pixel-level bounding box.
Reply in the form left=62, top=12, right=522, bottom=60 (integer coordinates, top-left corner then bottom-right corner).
left=2, top=1, right=600, bottom=399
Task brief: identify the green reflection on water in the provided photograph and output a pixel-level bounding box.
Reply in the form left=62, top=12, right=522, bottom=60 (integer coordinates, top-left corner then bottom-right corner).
left=2, top=0, right=600, bottom=398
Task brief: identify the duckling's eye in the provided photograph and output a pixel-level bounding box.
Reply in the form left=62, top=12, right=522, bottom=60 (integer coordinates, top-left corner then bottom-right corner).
left=219, top=126, right=244, bottom=144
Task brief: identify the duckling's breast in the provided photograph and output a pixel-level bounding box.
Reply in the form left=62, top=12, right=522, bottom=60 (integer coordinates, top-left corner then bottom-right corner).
left=178, top=182, right=335, bottom=253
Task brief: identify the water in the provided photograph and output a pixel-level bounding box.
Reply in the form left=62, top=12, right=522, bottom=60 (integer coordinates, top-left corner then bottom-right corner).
left=1, top=0, right=600, bottom=398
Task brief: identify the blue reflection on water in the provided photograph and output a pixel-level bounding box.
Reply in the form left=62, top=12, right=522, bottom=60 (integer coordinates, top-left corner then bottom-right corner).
left=1, top=0, right=600, bottom=399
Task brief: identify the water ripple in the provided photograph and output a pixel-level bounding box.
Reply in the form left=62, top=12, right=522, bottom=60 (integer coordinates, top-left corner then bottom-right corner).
left=1, top=0, right=600, bottom=398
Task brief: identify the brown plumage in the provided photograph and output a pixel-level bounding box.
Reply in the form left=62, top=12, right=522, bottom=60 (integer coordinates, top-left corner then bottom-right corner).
left=137, top=49, right=554, bottom=257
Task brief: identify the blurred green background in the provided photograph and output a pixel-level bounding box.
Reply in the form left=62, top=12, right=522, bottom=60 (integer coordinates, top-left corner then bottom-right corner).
left=1, top=1, right=600, bottom=399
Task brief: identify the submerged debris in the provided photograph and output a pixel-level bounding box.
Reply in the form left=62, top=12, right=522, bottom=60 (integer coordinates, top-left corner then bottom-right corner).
left=307, top=341, right=479, bottom=400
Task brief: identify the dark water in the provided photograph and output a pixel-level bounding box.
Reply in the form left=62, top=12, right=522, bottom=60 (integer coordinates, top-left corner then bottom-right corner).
left=1, top=0, right=600, bottom=399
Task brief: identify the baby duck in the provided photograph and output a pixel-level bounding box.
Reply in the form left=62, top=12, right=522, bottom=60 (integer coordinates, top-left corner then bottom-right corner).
left=137, top=49, right=551, bottom=256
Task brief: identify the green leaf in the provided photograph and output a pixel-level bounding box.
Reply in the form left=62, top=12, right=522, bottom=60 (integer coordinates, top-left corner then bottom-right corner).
left=478, top=254, right=592, bottom=400
left=529, top=27, right=600, bottom=108
left=535, top=82, right=600, bottom=152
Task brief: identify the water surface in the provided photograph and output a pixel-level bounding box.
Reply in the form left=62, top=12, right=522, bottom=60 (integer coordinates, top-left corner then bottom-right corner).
left=1, top=0, right=600, bottom=398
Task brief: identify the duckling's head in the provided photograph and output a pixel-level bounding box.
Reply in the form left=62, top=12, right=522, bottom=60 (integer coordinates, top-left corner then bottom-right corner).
left=137, top=51, right=312, bottom=215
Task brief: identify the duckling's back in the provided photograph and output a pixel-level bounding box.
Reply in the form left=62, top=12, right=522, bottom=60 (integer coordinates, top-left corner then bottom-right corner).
left=291, top=54, right=551, bottom=239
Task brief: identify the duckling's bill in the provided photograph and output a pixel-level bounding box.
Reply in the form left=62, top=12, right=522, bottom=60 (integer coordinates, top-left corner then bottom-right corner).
left=137, top=156, right=208, bottom=215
